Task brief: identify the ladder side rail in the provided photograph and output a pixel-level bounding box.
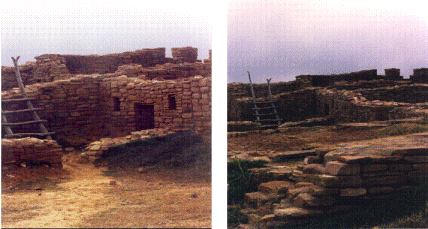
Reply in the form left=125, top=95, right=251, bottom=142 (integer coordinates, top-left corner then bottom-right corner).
left=1, top=110, right=14, bottom=136
left=11, top=56, right=52, bottom=140
left=247, top=71, right=261, bottom=125
left=266, top=78, right=282, bottom=126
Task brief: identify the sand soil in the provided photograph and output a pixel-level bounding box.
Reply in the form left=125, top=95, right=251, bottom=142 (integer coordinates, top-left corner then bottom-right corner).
left=1, top=153, right=211, bottom=228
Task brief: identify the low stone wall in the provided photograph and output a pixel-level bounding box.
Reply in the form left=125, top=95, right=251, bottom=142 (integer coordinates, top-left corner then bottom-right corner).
left=239, top=133, right=428, bottom=227
left=296, top=69, right=380, bottom=87
left=357, top=84, right=428, bottom=103
left=1, top=138, right=63, bottom=168
left=62, top=48, right=167, bottom=74
left=228, top=84, right=428, bottom=124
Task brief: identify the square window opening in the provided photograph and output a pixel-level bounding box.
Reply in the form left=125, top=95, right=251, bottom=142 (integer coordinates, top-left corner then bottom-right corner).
left=113, top=97, right=121, bottom=111
left=168, top=94, right=176, bottom=110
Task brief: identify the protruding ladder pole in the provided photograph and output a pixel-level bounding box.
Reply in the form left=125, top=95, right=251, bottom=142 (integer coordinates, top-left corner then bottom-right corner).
left=266, top=78, right=281, bottom=126
left=247, top=71, right=261, bottom=125
left=11, top=56, right=52, bottom=140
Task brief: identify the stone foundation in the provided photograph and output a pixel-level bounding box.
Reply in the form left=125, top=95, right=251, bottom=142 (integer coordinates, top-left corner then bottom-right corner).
left=1, top=138, right=63, bottom=168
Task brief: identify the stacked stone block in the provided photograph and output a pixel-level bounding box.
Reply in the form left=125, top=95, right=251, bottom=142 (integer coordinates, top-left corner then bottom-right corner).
left=384, top=68, right=402, bottom=80
left=239, top=133, right=428, bottom=227
left=1, top=137, right=63, bottom=168
left=411, top=68, right=428, bottom=83
left=171, top=47, right=198, bottom=63
left=2, top=62, right=37, bottom=90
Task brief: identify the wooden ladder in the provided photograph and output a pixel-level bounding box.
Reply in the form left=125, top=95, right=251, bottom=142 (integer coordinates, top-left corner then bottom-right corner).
left=247, top=71, right=282, bottom=130
left=1, top=56, right=54, bottom=140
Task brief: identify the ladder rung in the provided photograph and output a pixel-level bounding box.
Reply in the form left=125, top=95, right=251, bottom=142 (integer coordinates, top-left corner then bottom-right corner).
left=4, top=132, right=56, bottom=138
left=2, top=108, right=42, bottom=115
left=255, top=113, right=278, bottom=116
left=258, top=119, right=281, bottom=122
left=259, top=124, right=280, bottom=128
left=253, top=106, right=275, bottom=110
left=2, top=98, right=35, bottom=103
left=2, top=120, right=48, bottom=126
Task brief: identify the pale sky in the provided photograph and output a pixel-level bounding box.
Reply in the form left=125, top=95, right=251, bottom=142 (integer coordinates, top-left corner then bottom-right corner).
left=1, top=1, right=212, bottom=66
left=228, top=0, right=428, bottom=83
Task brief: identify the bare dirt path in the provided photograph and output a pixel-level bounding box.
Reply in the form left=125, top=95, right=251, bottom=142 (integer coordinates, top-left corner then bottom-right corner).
left=2, top=157, right=211, bottom=228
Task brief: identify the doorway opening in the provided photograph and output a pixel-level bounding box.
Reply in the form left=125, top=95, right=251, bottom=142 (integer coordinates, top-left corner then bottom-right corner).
left=134, top=103, right=155, bottom=130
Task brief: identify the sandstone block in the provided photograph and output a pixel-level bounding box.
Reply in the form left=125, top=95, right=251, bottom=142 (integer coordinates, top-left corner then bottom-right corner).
left=258, top=181, right=294, bottom=195
left=413, top=163, right=428, bottom=171
left=318, top=174, right=364, bottom=188
left=364, top=175, right=408, bottom=186
left=408, top=171, right=428, bottom=184
left=325, top=161, right=360, bottom=175
left=274, top=207, right=323, bottom=219
left=293, top=193, right=335, bottom=207
left=367, top=187, right=395, bottom=195
left=361, top=164, right=388, bottom=172
left=404, top=156, right=428, bottom=163
left=389, top=164, right=413, bottom=171
left=340, top=188, right=367, bottom=196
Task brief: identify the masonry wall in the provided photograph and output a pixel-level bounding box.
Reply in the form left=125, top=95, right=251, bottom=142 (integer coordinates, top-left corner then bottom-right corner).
left=100, top=75, right=211, bottom=136
left=296, top=69, right=381, bottom=87
left=2, top=74, right=211, bottom=138
left=1, top=47, right=209, bottom=91
left=357, top=84, right=428, bottom=103
left=2, top=75, right=107, bottom=136
left=63, top=48, right=167, bottom=74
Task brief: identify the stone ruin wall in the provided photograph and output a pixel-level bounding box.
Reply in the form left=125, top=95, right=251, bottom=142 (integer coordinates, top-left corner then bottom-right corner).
left=2, top=74, right=211, bottom=138
left=228, top=69, right=428, bottom=124
left=1, top=47, right=211, bottom=91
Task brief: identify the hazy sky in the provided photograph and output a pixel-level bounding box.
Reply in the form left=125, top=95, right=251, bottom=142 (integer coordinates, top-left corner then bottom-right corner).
left=228, top=0, right=428, bottom=83
left=1, top=1, right=212, bottom=66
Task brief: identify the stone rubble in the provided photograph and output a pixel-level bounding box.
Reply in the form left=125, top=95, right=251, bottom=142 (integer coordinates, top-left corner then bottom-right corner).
left=235, top=133, right=428, bottom=227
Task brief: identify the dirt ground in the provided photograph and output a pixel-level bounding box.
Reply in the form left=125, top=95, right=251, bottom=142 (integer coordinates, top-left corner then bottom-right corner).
left=1, top=152, right=211, bottom=228
left=228, top=125, right=395, bottom=152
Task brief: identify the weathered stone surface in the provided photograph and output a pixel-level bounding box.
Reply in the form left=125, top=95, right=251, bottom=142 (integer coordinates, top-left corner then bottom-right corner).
left=293, top=193, right=335, bottom=207
left=288, top=186, right=313, bottom=198
left=274, top=207, right=323, bottom=219
left=301, top=164, right=326, bottom=174
left=389, top=164, right=413, bottom=171
left=364, top=175, right=408, bottom=186
left=413, top=163, right=428, bottom=171
left=309, top=185, right=340, bottom=196
left=340, top=188, right=367, bottom=197
left=244, top=192, right=269, bottom=206
left=408, top=171, right=428, bottom=184
left=258, top=181, right=295, bottom=195
left=361, top=164, right=388, bottom=172
left=318, top=174, right=364, bottom=188
left=404, top=156, right=428, bottom=163
left=325, top=161, right=360, bottom=175
left=367, top=187, right=395, bottom=195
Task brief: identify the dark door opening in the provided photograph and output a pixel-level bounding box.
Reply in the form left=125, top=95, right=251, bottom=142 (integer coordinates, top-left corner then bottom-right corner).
left=134, top=103, right=155, bottom=130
